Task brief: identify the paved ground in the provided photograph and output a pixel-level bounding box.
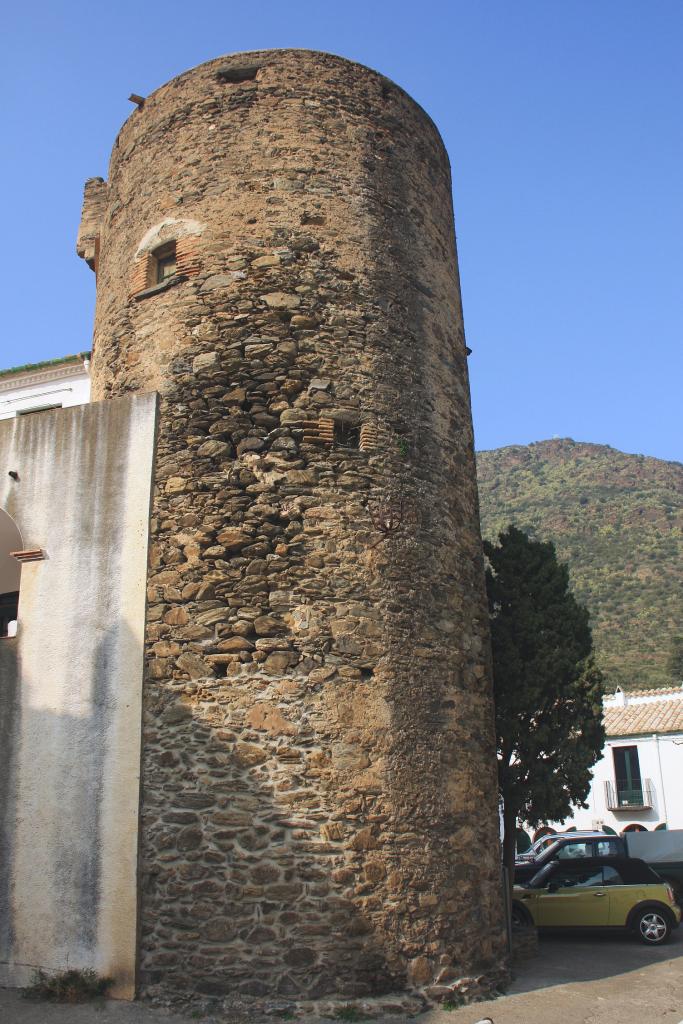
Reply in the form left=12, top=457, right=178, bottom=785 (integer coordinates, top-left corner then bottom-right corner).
left=0, top=988, right=192, bottom=1023
left=440, top=930, right=683, bottom=1024
left=2, top=931, right=683, bottom=1024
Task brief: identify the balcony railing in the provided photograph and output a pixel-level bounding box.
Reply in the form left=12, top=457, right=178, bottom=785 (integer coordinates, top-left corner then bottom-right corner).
left=605, top=778, right=654, bottom=811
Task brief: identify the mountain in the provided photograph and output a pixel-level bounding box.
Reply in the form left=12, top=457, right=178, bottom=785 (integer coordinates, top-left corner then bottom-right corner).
left=476, top=439, right=683, bottom=690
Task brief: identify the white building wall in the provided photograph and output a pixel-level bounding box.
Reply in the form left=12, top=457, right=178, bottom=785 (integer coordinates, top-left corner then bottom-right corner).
left=0, top=394, right=156, bottom=999
left=543, top=731, right=683, bottom=837
left=0, top=360, right=91, bottom=419
left=655, top=735, right=683, bottom=827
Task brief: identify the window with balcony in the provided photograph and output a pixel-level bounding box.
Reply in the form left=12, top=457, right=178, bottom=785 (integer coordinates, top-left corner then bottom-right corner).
left=605, top=745, right=654, bottom=809
left=613, top=745, right=642, bottom=805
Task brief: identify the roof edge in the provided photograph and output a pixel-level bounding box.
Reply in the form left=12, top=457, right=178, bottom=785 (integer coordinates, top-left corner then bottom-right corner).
left=0, top=353, right=91, bottom=380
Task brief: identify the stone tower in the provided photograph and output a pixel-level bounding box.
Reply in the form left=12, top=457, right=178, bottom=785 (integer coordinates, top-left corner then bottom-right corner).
left=78, top=50, right=506, bottom=1002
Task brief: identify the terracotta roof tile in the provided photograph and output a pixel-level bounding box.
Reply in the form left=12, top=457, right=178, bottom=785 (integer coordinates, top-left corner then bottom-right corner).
left=605, top=699, right=683, bottom=736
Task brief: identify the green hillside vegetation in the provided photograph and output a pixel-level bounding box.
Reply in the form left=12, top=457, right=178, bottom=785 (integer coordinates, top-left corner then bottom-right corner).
left=476, top=439, right=683, bottom=690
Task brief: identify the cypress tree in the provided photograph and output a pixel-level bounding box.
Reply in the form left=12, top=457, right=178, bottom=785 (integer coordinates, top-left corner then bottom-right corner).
left=484, top=526, right=606, bottom=886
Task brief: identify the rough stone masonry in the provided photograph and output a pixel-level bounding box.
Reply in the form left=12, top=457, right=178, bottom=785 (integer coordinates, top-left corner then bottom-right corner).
left=78, top=48, right=507, bottom=1002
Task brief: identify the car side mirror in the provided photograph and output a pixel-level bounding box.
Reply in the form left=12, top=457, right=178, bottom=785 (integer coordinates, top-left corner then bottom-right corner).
left=547, top=881, right=560, bottom=893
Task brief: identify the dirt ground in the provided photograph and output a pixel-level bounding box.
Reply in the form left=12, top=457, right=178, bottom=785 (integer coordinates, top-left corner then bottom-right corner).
left=2, top=930, right=682, bottom=1024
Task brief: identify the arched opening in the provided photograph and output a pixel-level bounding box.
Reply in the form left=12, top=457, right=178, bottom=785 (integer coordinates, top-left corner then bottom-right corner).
left=655, top=822, right=668, bottom=831
left=0, top=509, right=22, bottom=637
left=601, top=825, right=617, bottom=835
left=129, top=219, right=203, bottom=299
left=623, top=823, right=648, bottom=832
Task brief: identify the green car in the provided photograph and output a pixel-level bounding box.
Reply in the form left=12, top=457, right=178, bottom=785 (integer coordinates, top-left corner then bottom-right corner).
left=512, top=856, right=681, bottom=945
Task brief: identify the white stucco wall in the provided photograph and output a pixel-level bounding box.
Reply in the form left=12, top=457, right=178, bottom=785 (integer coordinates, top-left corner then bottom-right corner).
left=0, top=362, right=91, bottom=420
left=656, top=735, right=683, bottom=826
left=540, top=732, right=683, bottom=837
left=522, top=688, right=683, bottom=842
left=0, top=393, right=157, bottom=998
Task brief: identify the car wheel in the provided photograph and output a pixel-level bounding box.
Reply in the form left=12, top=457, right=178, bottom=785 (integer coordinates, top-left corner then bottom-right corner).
left=635, top=908, right=671, bottom=945
left=511, top=902, right=531, bottom=928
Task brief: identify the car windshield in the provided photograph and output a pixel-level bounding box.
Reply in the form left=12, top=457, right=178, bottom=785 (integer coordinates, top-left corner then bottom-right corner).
left=526, top=836, right=557, bottom=856
left=539, top=837, right=595, bottom=859
left=537, top=839, right=563, bottom=859
left=525, top=857, right=660, bottom=891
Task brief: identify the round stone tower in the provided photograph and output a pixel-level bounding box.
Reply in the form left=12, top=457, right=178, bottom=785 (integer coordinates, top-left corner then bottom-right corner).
left=79, top=50, right=506, bottom=1003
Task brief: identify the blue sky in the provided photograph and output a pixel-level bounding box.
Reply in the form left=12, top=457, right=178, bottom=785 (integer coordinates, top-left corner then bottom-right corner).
left=2, top=1, right=681, bottom=461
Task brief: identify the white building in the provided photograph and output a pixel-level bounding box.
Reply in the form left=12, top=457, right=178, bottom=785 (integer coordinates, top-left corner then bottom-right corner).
left=536, top=684, right=683, bottom=840
left=0, top=354, right=91, bottom=635
left=0, top=353, right=91, bottom=420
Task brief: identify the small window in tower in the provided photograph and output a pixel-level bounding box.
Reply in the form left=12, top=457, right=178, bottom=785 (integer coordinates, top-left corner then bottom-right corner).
left=153, top=242, right=177, bottom=284
left=334, top=420, right=361, bottom=449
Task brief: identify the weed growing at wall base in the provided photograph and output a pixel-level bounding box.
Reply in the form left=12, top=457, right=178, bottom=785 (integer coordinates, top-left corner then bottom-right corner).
left=441, top=997, right=464, bottom=1010
left=22, top=968, right=113, bottom=1003
left=334, top=1006, right=368, bottom=1022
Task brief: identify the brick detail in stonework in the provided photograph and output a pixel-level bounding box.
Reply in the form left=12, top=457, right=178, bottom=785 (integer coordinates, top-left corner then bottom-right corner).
left=302, top=416, right=335, bottom=445
left=175, top=236, right=201, bottom=277
left=129, top=253, right=154, bottom=297
left=359, top=421, right=378, bottom=452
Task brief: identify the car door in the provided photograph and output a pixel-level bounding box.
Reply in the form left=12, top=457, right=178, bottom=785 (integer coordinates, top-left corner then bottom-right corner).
left=601, top=864, right=651, bottom=926
left=535, top=864, right=611, bottom=927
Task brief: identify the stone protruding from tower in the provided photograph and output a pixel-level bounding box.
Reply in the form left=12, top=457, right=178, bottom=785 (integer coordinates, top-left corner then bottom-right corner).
left=76, top=177, right=108, bottom=270
left=83, top=49, right=507, bottom=1003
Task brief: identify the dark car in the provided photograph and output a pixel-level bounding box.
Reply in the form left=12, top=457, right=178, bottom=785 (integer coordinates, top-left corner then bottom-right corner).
left=515, top=833, right=625, bottom=885
left=512, top=856, right=681, bottom=944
